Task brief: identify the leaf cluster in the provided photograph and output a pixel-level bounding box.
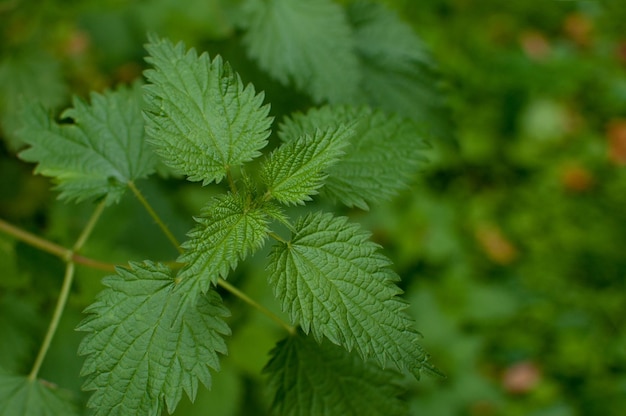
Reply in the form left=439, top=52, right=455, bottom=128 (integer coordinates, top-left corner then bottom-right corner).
left=3, top=2, right=442, bottom=413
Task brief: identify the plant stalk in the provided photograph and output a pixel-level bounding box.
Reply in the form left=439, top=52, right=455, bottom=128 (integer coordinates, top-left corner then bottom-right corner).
left=28, top=261, right=75, bottom=381
left=218, top=278, right=295, bottom=335
left=128, top=181, right=183, bottom=254
left=28, top=200, right=106, bottom=381
left=0, top=218, right=115, bottom=272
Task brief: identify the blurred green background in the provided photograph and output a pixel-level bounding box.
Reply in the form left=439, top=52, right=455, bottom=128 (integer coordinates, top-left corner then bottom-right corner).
left=1, top=0, right=625, bottom=415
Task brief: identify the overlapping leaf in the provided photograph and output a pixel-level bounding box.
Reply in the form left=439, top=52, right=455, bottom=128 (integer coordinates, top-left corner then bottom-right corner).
left=261, top=124, right=352, bottom=205
left=241, top=0, right=359, bottom=103
left=264, top=331, right=407, bottom=416
left=143, top=36, right=272, bottom=185
left=18, top=83, right=156, bottom=205
left=267, top=212, right=433, bottom=379
left=0, top=372, right=78, bottom=416
left=77, top=262, right=230, bottom=416
left=280, top=106, right=429, bottom=209
left=177, top=192, right=271, bottom=290
left=348, top=1, right=454, bottom=143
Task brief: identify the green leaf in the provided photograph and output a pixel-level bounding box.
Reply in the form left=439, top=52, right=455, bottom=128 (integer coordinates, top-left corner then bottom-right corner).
left=264, top=331, right=407, bottom=416
left=177, top=192, right=270, bottom=290
left=77, top=262, right=230, bottom=416
left=266, top=212, right=434, bottom=379
left=143, top=36, right=272, bottom=185
left=18, top=82, right=156, bottom=205
left=280, top=106, right=428, bottom=209
left=0, top=371, right=78, bottom=416
left=261, top=124, right=352, bottom=205
left=241, top=0, right=359, bottom=103
left=348, top=1, right=454, bottom=144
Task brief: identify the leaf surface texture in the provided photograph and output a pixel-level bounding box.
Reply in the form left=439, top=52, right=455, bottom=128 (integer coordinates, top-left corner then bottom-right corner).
left=261, top=125, right=351, bottom=205
left=143, top=36, right=272, bottom=184
left=264, top=331, right=407, bottom=416
left=0, top=372, right=78, bottom=416
left=78, top=262, right=230, bottom=416
left=178, top=192, right=271, bottom=290
left=267, top=212, right=432, bottom=379
left=280, top=106, right=428, bottom=209
left=242, top=0, right=359, bottom=103
left=19, top=83, right=156, bottom=204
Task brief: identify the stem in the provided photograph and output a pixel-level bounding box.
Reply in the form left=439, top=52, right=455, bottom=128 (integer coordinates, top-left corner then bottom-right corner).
left=226, top=167, right=238, bottom=195
left=73, top=200, right=106, bottom=252
left=0, top=218, right=68, bottom=260
left=28, top=200, right=106, bottom=381
left=269, top=232, right=288, bottom=244
left=218, top=278, right=295, bottom=335
left=28, top=262, right=75, bottom=381
left=0, top=218, right=116, bottom=272
left=128, top=181, right=182, bottom=254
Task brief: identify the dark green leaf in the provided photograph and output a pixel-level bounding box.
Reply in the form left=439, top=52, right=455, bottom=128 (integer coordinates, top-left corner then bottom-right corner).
left=264, top=331, right=407, bottom=416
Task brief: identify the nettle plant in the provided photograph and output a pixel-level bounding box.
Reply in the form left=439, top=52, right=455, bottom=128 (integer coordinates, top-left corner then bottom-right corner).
left=0, top=5, right=445, bottom=413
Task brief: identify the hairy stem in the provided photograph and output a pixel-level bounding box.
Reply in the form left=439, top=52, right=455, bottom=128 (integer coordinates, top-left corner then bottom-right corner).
left=28, top=200, right=106, bottom=381
left=128, top=181, right=183, bottom=254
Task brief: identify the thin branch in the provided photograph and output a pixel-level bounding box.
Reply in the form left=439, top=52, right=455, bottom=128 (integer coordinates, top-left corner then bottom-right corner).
left=218, top=278, right=295, bottom=335
left=0, top=217, right=116, bottom=272
left=73, top=200, right=106, bottom=252
left=0, top=218, right=69, bottom=260
left=28, top=199, right=106, bottom=381
left=128, top=181, right=183, bottom=254
left=28, top=261, right=75, bottom=381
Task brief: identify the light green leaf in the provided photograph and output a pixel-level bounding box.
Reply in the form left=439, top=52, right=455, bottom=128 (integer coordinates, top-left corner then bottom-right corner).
left=280, top=106, right=429, bottom=209
left=77, top=262, right=230, bottom=416
left=241, top=0, right=359, bottom=103
left=177, top=192, right=270, bottom=290
left=143, top=36, right=272, bottom=185
left=261, top=124, right=352, bottom=206
left=18, top=83, right=156, bottom=205
left=348, top=1, right=454, bottom=143
left=267, top=212, right=434, bottom=379
left=0, top=371, right=78, bottom=416
left=264, top=331, right=407, bottom=416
